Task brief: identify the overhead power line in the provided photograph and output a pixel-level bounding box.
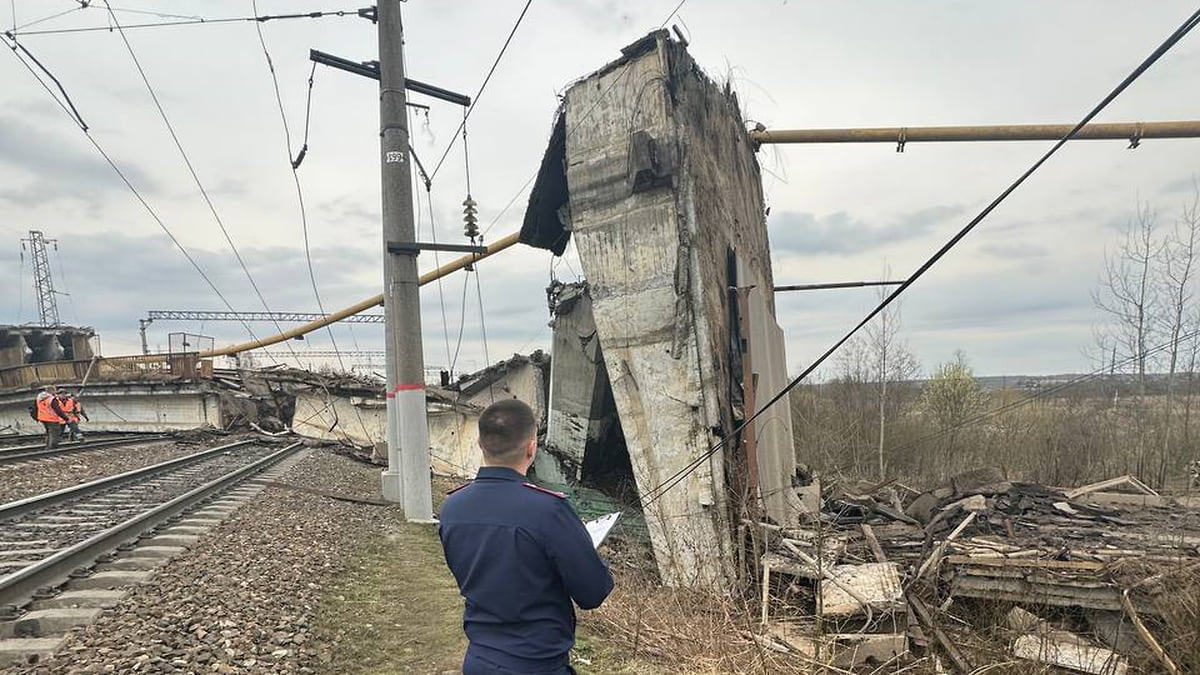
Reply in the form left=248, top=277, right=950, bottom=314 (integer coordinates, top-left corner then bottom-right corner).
left=101, top=1, right=295, bottom=366
left=7, top=6, right=362, bottom=36
left=0, top=33, right=260, bottom=344
left=638, top=4, right=1200, bottom=509
left=427, top=0, right=533, bottom=182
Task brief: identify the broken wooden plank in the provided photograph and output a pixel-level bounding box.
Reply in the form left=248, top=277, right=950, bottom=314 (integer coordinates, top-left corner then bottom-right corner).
left=907, top=594, right=971, bottom=674
left=1066, top=475, right=1158, bottom=499
left=946, top=555, right=1107, bottom=571
left=1078, top=492, right=1165, bottom=508
left=916, top=512, right=976, bottom=581
left=1012, top=634, right=1128, bottom=675
left=860, top=523, right=887, bottom=563
left=1121, top=589, right=1179, bottom=675
left=820, top=562, right=903, bottom=617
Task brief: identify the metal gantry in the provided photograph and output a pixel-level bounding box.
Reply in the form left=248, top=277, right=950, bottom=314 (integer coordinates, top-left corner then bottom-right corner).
left=138, top=310, right=385, bottom=355
left=20, top=230, right=60, bottom=326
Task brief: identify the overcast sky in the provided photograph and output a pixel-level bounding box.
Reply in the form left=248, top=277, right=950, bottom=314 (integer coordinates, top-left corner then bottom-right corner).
left=1, top=0, right=1198, bottom=378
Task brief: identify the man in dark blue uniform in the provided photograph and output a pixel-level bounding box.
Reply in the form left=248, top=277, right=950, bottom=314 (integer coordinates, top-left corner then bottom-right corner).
left=439, top=399, right=614, bottom=674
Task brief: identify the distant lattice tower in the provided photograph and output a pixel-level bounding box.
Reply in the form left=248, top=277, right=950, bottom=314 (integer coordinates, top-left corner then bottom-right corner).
left=21, top=230, right=60, bottom=327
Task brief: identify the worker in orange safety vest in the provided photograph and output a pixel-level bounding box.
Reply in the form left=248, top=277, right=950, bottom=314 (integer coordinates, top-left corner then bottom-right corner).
left=35, top=385, right=70, bottom=449
left=58, top=391, right=87, bottom=442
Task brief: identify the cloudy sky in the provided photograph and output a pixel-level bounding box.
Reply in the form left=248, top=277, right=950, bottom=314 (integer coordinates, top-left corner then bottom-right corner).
left=1, top=0, right=1198, bottom=378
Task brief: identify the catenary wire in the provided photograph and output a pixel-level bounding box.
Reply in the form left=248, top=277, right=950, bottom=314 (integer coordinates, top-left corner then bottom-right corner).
left=426, top=0, right=533, bottom=182
left=474, top=267, right=494, bottom=404
left=102, top=1, right=293, bottom=366
left=638, top=5, right=1200, bottom=510
left=1, top=34, right=263, bottom=346
left=249, top=0, right=354, bottom=374
left=248, top=0, right=377, bottom=442
left=406, top=81, right=454, bottom=376
left=8, top=7, right=358, bottom=36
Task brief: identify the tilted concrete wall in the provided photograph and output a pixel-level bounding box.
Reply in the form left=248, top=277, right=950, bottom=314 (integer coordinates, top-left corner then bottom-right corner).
left=543, top=282, right=618, bottom=484
left=0, top=381, right=221, bottom=434
left=560, top=33, right=778, bottom=587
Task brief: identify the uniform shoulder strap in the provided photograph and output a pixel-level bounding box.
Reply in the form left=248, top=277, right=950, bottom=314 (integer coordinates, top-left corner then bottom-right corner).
left=445, top=481, right=472, bottom=495
left=522, top=482, right=566, bottom=499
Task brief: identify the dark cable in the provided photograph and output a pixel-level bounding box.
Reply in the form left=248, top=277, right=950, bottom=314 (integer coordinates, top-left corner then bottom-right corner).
left=7, top=38, right=88, bottom=130
left=427, top=0, right=533, bottom=181
left=474, top=266, right=494, bottom=404
left=291, top=62, right=317, bottom=169
left=1, top=34, right=259, bottom=345
left=8, top=8, right=356, bottom=36
left=103, top=1, right=292, bottom=365
left=449, top=274, right=472, bottom=374
left=639, top=5, right=1200, bottom=509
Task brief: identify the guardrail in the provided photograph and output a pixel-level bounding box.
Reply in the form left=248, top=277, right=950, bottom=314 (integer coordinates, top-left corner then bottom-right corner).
left=0, top=354, right=213, bottom=390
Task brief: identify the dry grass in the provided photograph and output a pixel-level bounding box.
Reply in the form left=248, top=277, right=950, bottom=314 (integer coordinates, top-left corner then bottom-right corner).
left=582, top=571, right=814, bottom=674
left=314, top=522, right=467, bottom=674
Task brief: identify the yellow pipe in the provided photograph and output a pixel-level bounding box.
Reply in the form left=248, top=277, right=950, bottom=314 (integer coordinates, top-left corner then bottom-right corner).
left=199, top=231, right=522, bottom=358
left=750, top=120, right=1200, bottom=145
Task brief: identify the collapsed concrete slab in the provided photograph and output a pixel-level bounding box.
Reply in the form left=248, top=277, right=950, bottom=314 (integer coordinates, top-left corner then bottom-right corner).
left=289, top=354, right=549, bottom=478
left=523, top=31, right=795, bottom=587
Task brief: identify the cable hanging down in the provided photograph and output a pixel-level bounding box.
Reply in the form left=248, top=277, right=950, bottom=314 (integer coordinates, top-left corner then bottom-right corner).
left=102, top=0, right=295, bottom=365
left=638, top=4, right=1200, bottom=510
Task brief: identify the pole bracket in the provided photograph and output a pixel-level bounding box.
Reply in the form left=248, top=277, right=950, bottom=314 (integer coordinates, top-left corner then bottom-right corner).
left=387, top=241, right=489, bottom=256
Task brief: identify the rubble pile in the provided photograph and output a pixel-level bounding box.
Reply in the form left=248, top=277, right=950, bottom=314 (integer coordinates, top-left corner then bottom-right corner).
left=754, top=468, right=1200, bottom=673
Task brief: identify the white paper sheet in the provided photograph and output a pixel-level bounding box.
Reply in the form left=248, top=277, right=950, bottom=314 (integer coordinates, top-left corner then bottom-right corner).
left=584, top=511, right=621, bottom=549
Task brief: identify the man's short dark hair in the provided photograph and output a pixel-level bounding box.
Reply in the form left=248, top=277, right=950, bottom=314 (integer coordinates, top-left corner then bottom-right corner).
left=478, top=399, right=537, bottom=463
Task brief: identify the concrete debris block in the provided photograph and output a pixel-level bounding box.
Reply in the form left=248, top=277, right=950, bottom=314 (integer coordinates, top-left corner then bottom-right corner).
left=821, top=562, right=904, bottom=617
left=794, top=479, right=820, bottom=518
left=1086, top=610, right=1141, bottom=654
left=777, top=627, right=908, bottom=669
left=945, top=494, right=988, bottom=513
left=1012, top=634, right=1128, bottom=675
left=950, top=467, right=1006, bottom=496
left=1005, top=606, right=1044, bottom=634
left=905, top=492, right=939, bottom=524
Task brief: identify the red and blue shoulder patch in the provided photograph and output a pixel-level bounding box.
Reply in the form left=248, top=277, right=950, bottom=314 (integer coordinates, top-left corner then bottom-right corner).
left=522, top=482, right=566, bottom=499
left=445, top=481, right=472, bottom=496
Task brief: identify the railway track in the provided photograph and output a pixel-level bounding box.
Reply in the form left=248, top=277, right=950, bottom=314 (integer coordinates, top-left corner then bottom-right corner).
left=0, top=439, right=302, bottom=613
left=0, top=435, right=168, bottom=467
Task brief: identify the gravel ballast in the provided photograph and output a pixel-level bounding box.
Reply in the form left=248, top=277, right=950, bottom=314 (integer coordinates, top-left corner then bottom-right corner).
left=0, top=440, right=212, bottom=504
left=3, top=448, right=406, bottom=675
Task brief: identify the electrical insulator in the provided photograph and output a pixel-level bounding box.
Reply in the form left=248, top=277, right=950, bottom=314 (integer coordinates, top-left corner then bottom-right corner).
left=462, top=195, right=479, bottom=239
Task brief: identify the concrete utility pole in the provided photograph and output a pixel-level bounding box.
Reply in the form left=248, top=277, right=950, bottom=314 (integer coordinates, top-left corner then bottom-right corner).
left=378, top=0, right=433, bottom=520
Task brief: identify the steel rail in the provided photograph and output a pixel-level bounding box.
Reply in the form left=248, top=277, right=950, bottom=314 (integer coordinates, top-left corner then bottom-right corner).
left=0, top=439, right=252, bottom=521
left=0, top=435, right=168, bottom=466
left=0, top=441, right=302, bottom=607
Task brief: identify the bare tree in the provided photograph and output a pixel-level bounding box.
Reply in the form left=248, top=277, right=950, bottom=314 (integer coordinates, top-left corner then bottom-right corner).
left=1093, top=200, right=1162, bottom=477
left=1156, top=184, right=1200, bottom=486
left=863, top=273, right=919, bottom=479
